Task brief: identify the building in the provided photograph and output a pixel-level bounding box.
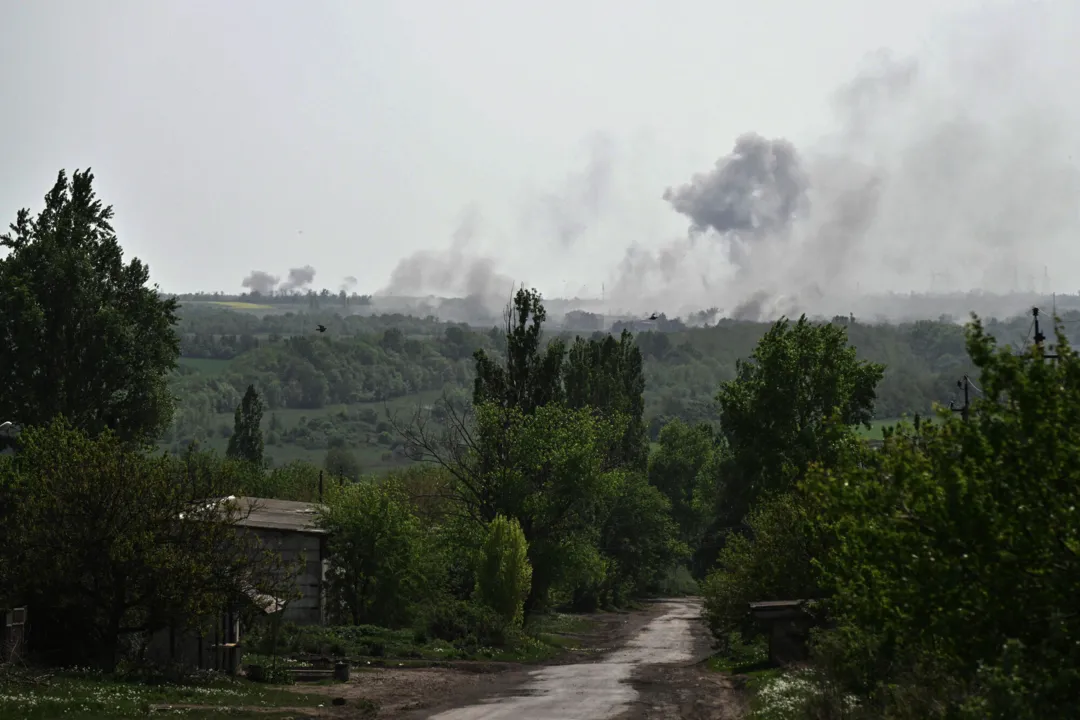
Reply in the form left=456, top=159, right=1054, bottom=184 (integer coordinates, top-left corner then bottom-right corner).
left=146, top=496, right=329, bottom=673
left=231, top=496, right=330, bottom=626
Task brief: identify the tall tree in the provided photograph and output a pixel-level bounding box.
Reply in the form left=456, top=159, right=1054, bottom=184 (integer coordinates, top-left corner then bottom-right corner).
left=713, top=315, right=884, bottom=525
left=473, top=288, right=564, bottom=413
left=0, top=169, right=180, bottom=443
left=564, top=330, right=649, bottom=470
left=227, top=384, right=264, bottom=465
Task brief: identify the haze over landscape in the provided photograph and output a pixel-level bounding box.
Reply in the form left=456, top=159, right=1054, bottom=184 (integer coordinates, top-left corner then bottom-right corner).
left=4, top=0, right=1080, bottom=321
left=7, top=3, right=1080, bottom=718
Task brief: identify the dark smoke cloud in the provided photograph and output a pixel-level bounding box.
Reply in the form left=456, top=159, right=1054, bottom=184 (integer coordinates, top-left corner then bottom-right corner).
left=241, top=270, right=279, bottom=294
left=614, top=10, right=1080, bottom=324
left=662, top=132, right=808, bottom=268
left=280, top=265, right=316, bottom=292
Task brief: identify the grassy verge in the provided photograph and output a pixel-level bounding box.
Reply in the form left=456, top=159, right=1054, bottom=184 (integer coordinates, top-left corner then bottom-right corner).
left=246, top=613, right=599, bottom=670
left=0, top=669, right=326, bottom=719
left=706, top=632, right=771, bottom=674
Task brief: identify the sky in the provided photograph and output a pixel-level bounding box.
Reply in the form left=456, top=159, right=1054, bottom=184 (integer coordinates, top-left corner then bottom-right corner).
left=2, top=0, right=1079, bottom=316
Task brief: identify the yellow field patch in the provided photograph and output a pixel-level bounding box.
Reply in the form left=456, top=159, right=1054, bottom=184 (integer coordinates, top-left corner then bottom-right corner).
left=206, top=301, right=274, bottom=310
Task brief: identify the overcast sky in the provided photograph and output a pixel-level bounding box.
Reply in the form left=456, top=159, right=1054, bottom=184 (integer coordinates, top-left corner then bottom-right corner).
left=2, top=0, right=1078, bottom=309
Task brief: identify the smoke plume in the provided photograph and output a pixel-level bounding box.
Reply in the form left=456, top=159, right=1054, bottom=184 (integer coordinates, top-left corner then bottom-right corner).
left=280, top=265, right=317, bottom=292
left=241, top=270, right=279, bottom=295
left=382, top=206, right=515, bottom=302
left=662, top=132, right=808, bottom=267
left=340, top=276, right=358, bottom=293
left=609, top=4, right=1080, bottom=321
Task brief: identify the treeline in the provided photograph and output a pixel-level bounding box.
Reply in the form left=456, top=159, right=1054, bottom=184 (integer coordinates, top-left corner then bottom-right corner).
left=170, top=302, right=1080, bottom=452
left=171, top=289, right=374, bottom=306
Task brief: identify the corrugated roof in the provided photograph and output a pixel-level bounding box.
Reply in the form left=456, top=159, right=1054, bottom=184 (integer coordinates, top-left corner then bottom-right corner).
left=230, top=496, right=328, bottom=535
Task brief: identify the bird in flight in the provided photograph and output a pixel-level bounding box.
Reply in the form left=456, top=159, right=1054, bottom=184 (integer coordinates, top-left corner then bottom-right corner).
left=316, top=324, right=327, bottom=333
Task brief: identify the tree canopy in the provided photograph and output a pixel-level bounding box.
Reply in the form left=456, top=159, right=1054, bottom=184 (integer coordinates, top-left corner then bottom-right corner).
left=0, top=169, right=180, bottom=444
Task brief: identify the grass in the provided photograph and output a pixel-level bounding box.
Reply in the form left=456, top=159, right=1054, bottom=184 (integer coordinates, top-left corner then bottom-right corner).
left=164, top=389, right=446, bottom=474
left=854, top=415, right=936, bottom=440
left=178, top=357, right=235, bottom=375
left=248, top=612, right=598, bottom=669
left=0, top=669, right=326, bottom=719
left=707, top=632, right=771, bottom=674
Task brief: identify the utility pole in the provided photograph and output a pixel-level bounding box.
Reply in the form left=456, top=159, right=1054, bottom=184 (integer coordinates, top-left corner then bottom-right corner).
left=1032, top=307, right=1059, bottom=361
left=950, top=375, right=971, bottom=422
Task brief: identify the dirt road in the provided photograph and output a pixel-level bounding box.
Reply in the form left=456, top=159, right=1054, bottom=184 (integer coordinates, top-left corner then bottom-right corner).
left=292, top=599, right=744, bottom=719
left=422, top=599, right=742, bottom=720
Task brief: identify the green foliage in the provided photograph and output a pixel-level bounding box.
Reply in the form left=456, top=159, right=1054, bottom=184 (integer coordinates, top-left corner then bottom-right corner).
left=324, top=444, right=362, bottom=482
left=564, top=330, right=649, bottom=470
left=701, top=493, right=820, bottom=647
left=713, top=315, right=885, bottom=525
left=648, top=419, right=715, bottom=546
left=596, top=472, right=688, bottom=606
left=802, top=318, right=1080, bottom=717
left=473, top=287, right=566, bottom=413
left=227, top=384, right=265, bottom=464
left=0, top=169, right=180, bottom=444
left=318, top=479, right=422, bottom=626
left=474, top=515, right=532, bottom=627
left=1, top=418, right=287, bottom=669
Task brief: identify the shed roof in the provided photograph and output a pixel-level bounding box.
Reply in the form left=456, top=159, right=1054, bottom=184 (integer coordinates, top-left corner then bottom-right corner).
left=230, top=496, right=328, bottom=535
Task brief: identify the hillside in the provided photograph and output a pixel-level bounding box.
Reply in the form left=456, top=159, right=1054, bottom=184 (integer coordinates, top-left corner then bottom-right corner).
left=167, top=302, right=1074, bottom=471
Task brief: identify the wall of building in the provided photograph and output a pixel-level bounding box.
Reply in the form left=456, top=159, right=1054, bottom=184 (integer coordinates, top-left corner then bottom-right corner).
left=251, top=528, right=326, bottom=625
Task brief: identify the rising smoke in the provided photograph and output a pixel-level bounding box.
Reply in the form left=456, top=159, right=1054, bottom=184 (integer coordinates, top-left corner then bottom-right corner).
left=374, top=3, right=1080, bottom=324
left=241, top=270, right=279, bottom=295
left=382, top=206, right=515, bottom=301
left=607, top=4, right=1080, bottom=321
left=280, top=265, right=316, bottom=292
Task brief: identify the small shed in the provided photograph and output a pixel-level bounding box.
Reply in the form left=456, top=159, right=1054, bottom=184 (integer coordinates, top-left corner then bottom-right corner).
left=145, top=497, right=329, bottom=673
left=230, top=497, right=329, bottom=626
left=748, top=599, right=815, bottom=666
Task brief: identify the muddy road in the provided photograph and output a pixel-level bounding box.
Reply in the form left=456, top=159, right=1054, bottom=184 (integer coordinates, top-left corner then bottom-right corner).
left=295, top=598, right=745, bottom=719
left=426, top=598, right=738, bottom=720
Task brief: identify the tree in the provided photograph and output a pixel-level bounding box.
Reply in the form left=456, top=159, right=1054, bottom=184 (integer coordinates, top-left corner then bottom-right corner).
left=564, top=330, right=649, bottom=470
left=1, top=419, right=287, bottom=670
left=648, top=419, right=715, bottom=545
left=805, top=318, right=1080, bottom=717
left=318, top=479, right=422, bottom=626
left=475, top=515, right=532, bottom=627
left=227, top=384, right=264, bottom=464
left=713, top=315, right=884, bottom=525
left=0, top=169, right=180, bottom=444
left=473, top=287, right=564, bottom=414
left=598, top=472, right=687, bottom=605
left=325, top=445, right=362, bottom=482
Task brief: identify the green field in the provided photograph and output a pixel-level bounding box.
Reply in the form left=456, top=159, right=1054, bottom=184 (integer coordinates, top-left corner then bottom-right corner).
left=170, top=381, right=445, bottom=473
left=178, top=356, right=234, bottom=374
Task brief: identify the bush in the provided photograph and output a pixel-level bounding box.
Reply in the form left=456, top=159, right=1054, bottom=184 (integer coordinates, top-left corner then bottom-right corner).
left=701, top=493, right=818, bottom=649
left=318, top=480, right=422, bottom=626
left=420, top=599, right=510, bottom=649
left=474, top=515, right=532, bottom=627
